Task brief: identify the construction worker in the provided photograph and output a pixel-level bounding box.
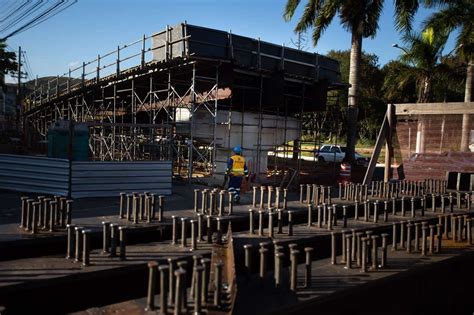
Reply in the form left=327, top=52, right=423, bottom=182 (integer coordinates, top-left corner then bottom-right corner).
left=225, top=146, right=248, bottom=204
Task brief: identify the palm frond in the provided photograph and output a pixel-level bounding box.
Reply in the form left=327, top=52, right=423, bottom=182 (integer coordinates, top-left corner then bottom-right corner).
left=394, top=0, right=419, bottom=33
left=312, top=1, right=338, bottom=45
left=295, top=0, right=320, bottom=32
left=283, top=0, right=302, bottom=21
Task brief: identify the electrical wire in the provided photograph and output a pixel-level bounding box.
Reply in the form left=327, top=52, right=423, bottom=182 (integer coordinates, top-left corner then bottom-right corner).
left=9, top=0, right=77, bottom=38
left=0, top=0, right=77, bottom=40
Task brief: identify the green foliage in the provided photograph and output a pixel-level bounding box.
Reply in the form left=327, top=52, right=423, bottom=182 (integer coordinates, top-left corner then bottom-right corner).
left=424, top=0, right=473, bottom=62
left=0, top=40, right=17, bottom=91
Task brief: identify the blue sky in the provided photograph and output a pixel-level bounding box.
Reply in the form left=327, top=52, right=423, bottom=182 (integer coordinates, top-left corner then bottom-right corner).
left=4, top=0, right=458, bottom=83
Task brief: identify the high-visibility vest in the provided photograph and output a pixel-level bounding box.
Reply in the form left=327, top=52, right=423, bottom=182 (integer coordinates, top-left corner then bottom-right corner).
left=338, top=162, right=351, bottom=184
left=230, top=155, right=245, bottom=176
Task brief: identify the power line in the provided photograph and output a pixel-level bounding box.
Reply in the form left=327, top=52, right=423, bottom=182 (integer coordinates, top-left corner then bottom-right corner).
left=0, top=1, right=47, bottom=33
left=0, top=1, right=31, bottom=23
left=0, top=0, right=77, bottom=40
left=9, top=0, right=78, bottom=38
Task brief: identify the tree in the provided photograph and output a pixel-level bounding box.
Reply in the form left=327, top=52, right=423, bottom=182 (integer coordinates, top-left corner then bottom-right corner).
left=382, top=60, right=418, bottom=103
left=283, top=0, right=423, bottom=163
left=424, top=0, right=473, bottom=151
left=395, top=27, right=450, bottom=103
left=0, top=40, right=17, bottom=91
left=327, top=50, right=385, bottom=143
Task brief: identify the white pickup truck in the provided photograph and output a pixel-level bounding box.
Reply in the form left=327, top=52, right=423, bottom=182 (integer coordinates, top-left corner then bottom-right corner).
left=315, top=144, right=369, bottom=166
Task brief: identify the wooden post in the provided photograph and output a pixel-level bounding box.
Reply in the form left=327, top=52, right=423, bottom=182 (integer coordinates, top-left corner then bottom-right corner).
left=384, top=104, right=395, bottom=182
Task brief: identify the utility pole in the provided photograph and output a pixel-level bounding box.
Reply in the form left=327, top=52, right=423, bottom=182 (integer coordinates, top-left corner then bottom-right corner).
left=16, top=46, right=22, bottom=134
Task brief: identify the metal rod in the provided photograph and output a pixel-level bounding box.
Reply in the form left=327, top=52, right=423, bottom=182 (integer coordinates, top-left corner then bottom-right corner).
left=119, top=226, right=127, bottom=260
left=109, top=223, right=118, bottom=257
left=214, top=261, right=224, bottom=308
left=290, top=249, right=299, bottom=291
left=66, top=224, right=76, bottom=259
left=146, top=261, right=158, bottom=311
left=102, top=221, right=110, bottom=253
left=82, top=229, right=91, bottom=266
left=159, top=265, right=169, bottom=315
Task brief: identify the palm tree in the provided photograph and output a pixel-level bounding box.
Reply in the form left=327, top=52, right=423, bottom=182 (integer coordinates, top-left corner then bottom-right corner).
left=424, top=0, right=473, bottom=151
left=396, top=27, right=450, bottom=103
left=283, top=0, right=423, bottom=163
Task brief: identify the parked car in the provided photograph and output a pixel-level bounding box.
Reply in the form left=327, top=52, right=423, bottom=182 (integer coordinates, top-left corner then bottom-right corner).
left=314, top=144, right=369, bottom=166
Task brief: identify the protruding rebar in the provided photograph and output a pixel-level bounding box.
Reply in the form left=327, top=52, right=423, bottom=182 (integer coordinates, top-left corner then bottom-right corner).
left=436, top=223, right=443, bottom=253
left=288, top=211, right=293, bottom=236
left=74, top=226, right=84, bottom=262
left=283, top=188, right=288, bottom=210
left=258, top=210, right=264, bottom=236
left=171, top=215, right=178, bottom=245
left=429, top=225, right=435, bottom=254
left=118, top=226, right=126, bottom=260
left=218, top=190, right=225, bottom=216
left=399, top=221, right=405, bottom=249
left=194, top=189, right=200, bottom=213
left=274, top=252, right=284, bottom=288
left=326, top=206, right=332, bottom=230
left=354, top=200, right=359, bottom=221
left=146, top=261, right=158, bottom=311
left=361, top=237, right=368, bottom=273
left=82, top=229, right=92, bottom=266
left=259, top=247, right=268, bottom=287
left=194, top=265, right=204, bottom=315
left=268, top=186, right=274, bottom=209
left=356, top=232, right=363, bottom=266
left=342, top=205, right=348, bottom=228
left=406, top=223, right=412, bottom=253
left=20, top=196, right=28, bottom=228
left=201, top=258, right=211, bottom=304
left=299, top=184, right=304, bottom=203
left=132, top=194, right=139, bottom=224
left=109, top=223, right=118, bottom=257
left=206, top=215, right=213, bottom=244
left=190, top=219, right=197, bottom=250
left=66, top=224, right=76, bottom=259
left=421, top=225, right=428, bottom=256
left=181, top=218, right=187, bottom=248
left=102, top=221, right=111, bottom=253
left=201, top=189, right=208, bottom=214
left=159, top=265, right=169, bottom=315
left=260, top=186, right=266, bottom=209
left=290, top=249, right=299, bottom=291
left=275, top=187, right=281, bottom=209
left=158, top=195, right=165, bottom=222
left=331, top=232, right=337, bottom=265
left=414, top=222, right=420, bottom=252
left=268, top=212, right=274, bottom=238
left=401, top=196, right=406, bottom=217
left=168, top=258, right=176, bottom=306
left=371, top=235, right=379, bottom=270
left=345, top=234, right=352, bottom=269
left=304, top=247, right=313, bottom=288
left=213, top=261, right=224, bottom=308
left=373, top=201, right=379, bottom=223
left=119, top=192, right=126, bottom=219
left=49, top=200, right=56, bottom=232
left=174, top=269, right=186, bottom=315
left=277, top=209, right=283, bottom=234
left=252, top=186, right=257, bottom=208
left=31, top=201, right=39, bottom=234
left=244, top=244, right=253, bottom=280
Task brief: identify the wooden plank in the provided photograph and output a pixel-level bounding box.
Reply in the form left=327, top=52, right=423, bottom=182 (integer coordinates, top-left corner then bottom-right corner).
left=395, top=102, right=474, bottom=116
left=363, top=114, right=388, bottom=185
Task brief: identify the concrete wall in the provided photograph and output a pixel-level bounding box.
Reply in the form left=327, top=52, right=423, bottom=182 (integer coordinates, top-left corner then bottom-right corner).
left=176, top=107, right=300, bottom=181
